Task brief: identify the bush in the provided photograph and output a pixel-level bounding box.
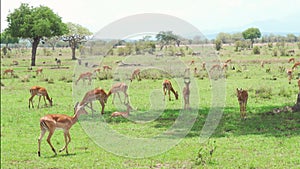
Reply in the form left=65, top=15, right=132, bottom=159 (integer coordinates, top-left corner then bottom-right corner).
left=253, top=46, right=260, bottom=55
left=272, top=49, right=278, bottom=56
left=215, top=39, right=222, bottom=51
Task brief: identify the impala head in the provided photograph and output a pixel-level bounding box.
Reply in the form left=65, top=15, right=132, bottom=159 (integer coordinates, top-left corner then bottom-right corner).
left=74, top=102, right=88, bottom=115
left=236, top=88, right=244, bottom=98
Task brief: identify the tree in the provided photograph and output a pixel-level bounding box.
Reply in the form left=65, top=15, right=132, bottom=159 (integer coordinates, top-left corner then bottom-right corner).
left=156, top=31, right=180, bottom=50
left=43, top=36, right=61, bottom=50
left=242, top=28, right=261, bottom=48
left=0, top=30, right=19, bottom=47
left=6, top=3, right=68, bottom=66
left=216, top=32, right=232, bottom=44
left=62, top=22, right=92, bottom=60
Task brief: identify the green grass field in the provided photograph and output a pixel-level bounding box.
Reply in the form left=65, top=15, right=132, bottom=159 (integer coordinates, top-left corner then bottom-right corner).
left=1, top=45, right=300, bottom=168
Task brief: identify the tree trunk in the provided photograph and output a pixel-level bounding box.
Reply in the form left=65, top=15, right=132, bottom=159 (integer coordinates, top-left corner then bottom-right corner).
left=31, top=37, right=40, bottom=66
left=70, top=40, right=77, bottom=60
left=71, top=46, right=76, bottom=60
left=293, top=92, right=300, bottom=112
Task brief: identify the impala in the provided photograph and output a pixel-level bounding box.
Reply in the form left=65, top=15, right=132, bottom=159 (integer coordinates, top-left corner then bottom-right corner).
left=225, top=59, right=232, bottom=63
left=111, top=103, right=133, bottom=118
left=103, top=65, right=112, bottom=71
left=36, top=67, right=43, bottom=76
left=37, top=102, right=88, bottom=157
left=163, top=80, right=178, bottom=101
left=130, top=68, right=141, bottom=82
left=79, top=88, right=108, bottom=115
left=29, top=86, right=53, bottom=108
left=288, top=57, right=295, bottom=63
left=287, top=69, right=292, bottom=84
left=236, top=88, right=248, bottom=119
left=190, top=60, right=195, bottom=65
left=3, top=69, right=14, bottom=76
left=55, top=58, right=61, bottom=67
left=75, top=72, right=93, bottom=85
left=292, top=62, right=300, bottom=70
left=183, top=79, right=190, bottom=110
left=107, top=82, right=129, bottom=104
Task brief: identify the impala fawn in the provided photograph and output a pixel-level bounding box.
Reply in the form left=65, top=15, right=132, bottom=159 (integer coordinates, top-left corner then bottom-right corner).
left=163, top=80, right=178, bottom=101
left=110, top=103, right=133, bottom=118
left=236, top=88, right=248, bottom=119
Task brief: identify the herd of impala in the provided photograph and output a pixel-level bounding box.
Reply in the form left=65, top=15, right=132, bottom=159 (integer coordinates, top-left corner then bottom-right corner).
left=3, top=55, right=299, bottom=157
left=29, top=66, right=188, bottom=156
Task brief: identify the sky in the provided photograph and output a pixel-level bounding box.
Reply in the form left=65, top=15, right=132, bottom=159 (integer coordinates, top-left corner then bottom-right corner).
left=1, top=0, right=300, bottom=36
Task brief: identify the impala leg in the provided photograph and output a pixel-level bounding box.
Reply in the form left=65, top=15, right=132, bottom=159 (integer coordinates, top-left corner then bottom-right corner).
left=100, top=100, right=105, bottom=114
left=46, top=130, right=57, bottom=156
left=38, top=96, right=42, bottom=108
left=43, top=96, right=47, bottom=106
left=38, top=128, right=46, bottom=157
left=124, top=92, right=128, bottom=104
left=112, top=93, right=116, bottom=104
left=168, top=90, right=171, bottom=101
left=29, top=95, right=35, bottom=108
left=88, top=77, right=91, bottom=85
left=117, top=92, right=122, bottom=103
left=59, top=131, right=70, bottom=154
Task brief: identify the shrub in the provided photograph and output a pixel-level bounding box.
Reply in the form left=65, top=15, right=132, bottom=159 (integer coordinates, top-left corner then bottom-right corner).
left=253, top=46, right=260, bottom=55
left=272, top=49, right=278, bottom=56
left=215, top=39, right=222, bottom=51
left=195, top=140, right=217, bottom=166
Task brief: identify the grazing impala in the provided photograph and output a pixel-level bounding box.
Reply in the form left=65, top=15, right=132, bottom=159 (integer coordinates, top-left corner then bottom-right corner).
left=130, top=68, right=141, bottom=82
left=190, top=60, right=195, bottom=65
left=287, top=69, right=293, bottom=84
left=103, top=65, right=112, bottom=71
left=36, top=67, right=43, bottom=76
left=183, top=79, right=190, bottom=110
left=163, top=80, right=178, bottom=101
left=292, top=62, right=300, bottom=70
left=79, top=88, right=108, bottom=115
left=225, top=59, right=232, bottom=63
left=3, top=69, right=14, bottom=76
left=107, top=82, right=129, bottom=104
left=94, top=68, right=101, bottom=74
left=288, top=58, right=295, bottom=63
left=29, top=86, right=53, bottom=108
left=37, top=102, right=87, bottom=157
left=236, top=88, right=248, bottom=120
left=110, top=103, right=133, bottom=118
left=75, top=72, right=93, bottom=85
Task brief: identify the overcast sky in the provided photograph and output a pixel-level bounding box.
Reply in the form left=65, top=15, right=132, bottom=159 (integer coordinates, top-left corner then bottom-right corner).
left=1, top=0, right=300, bottom=35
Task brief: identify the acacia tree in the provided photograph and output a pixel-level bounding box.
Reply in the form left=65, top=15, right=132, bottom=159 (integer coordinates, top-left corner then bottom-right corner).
left=62, top=22, right=92, bottom=60
left=156, top=31, right=181, bottom=50
left=242, top=28, right=261, bottom=48
left=6, top=3, right=68, bottom=66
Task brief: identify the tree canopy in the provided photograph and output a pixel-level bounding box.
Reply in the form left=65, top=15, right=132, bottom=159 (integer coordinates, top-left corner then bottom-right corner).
left=242, top=28, right=261, bottom=48
left=62, top=22, right=92, bottom=60
left=156, top=31, right=180, bottom=50
left=6, top=3, right=68, bottom=66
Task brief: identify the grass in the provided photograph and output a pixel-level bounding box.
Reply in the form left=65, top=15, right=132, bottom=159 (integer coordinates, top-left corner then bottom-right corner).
left=1, top=45, right=300, bottom=168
